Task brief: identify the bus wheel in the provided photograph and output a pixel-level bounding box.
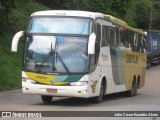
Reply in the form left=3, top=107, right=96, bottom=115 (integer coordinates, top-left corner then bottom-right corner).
left=147, top=58, right=151, bottom=68
left=93, top=81, right=104, bottom=103
left=157, top=56, right=159, bottom=65
left=126, top=81, right=137, bottom=97
left=41, top=95, right=52, bottom=103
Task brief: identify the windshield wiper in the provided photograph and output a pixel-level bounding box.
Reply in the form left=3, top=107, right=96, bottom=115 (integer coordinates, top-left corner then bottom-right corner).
left=54, top=51, right=70, bottom=75
left=54, top=37, right=70, bottom=75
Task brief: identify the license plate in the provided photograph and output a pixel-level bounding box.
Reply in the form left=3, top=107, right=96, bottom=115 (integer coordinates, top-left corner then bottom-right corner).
left=46, top=88, right=57, bottom=93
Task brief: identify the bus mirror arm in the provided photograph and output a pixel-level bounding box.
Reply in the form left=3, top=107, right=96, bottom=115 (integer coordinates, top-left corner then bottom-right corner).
left=88, top=33, right=96, bottom=54
left=11, top=31, right=24, bottom=52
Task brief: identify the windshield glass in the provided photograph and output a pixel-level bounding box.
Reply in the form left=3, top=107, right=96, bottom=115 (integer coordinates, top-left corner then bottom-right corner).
left=23, top=35, right=89, bottom=74
left=29, top=17, right=92, bottom=35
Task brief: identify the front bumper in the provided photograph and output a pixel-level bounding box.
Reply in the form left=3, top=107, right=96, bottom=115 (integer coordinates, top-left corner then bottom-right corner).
left=22, top=81, right=89, bottom=98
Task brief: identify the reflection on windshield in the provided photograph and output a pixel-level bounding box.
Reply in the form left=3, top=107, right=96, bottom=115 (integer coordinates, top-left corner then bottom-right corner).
left=24, top=35, right=89, bottom=74
left=29, top=17, right=91, bottom=35
left=28, top=36, right=56, bottom=54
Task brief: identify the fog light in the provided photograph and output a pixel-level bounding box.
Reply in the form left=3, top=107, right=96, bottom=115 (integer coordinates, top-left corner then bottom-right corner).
left=22, top=87, right=29, bottom=90
left=78, top=90, right=87, bottom=93
left=82, top=90, right=87, bottom=93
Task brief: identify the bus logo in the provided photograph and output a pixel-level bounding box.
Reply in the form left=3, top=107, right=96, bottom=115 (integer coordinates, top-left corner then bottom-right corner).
left=126, top=54, right=138, bottom=64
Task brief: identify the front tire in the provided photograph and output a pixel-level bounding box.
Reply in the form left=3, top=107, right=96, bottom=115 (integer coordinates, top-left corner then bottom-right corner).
left=41, top=95, right=53, bottom=103
left=93, top=81, right=104, bottom=103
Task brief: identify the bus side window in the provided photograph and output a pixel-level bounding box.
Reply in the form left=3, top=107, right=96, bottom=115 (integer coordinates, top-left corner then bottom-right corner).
left=90, top=23, right=101, bottom=71
left=142, top=36, right=147, bottom=52
left=125, top=30, right=133, bottom=50
left=109, top=27, right=116, bottom=46
left=136, top=34, right=141, bottom=52
left=120, top=28, right=132, bottom=50
left=137, top=34, right=146, bottom=53
left=130, top=31, right=135, bottom=51
left=116, top=26, right=120, bottom=46
left=95, top=23, right=101, bottom=49
left=102, top=26, right=109, bottom=47
left=120, top=28, right=128, bottom=48
left=94, top=23, right=101, bottom=63
left=133, top=32, right=138, bottom=52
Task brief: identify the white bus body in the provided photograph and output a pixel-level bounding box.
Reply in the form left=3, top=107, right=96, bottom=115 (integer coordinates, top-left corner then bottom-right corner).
left=11, top=10, right=146, bottom=103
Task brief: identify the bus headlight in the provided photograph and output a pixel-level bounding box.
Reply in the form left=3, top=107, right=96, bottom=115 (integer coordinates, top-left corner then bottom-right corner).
left=22, top=77, right=36, bottom=84
left=70, top=81, right=88, bottom=86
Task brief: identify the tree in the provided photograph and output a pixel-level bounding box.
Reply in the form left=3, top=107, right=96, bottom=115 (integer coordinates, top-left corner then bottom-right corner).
left=150, top=0, right=160, bottom=30
left=125, top=0, right=151, bottom=29
left=0, top=0, right=15, bottom=36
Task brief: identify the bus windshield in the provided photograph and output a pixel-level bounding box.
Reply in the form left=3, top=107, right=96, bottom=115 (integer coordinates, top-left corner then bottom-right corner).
left=28, top=17, right=92, bottom=35
left=23, top=35, right=89, bottom=74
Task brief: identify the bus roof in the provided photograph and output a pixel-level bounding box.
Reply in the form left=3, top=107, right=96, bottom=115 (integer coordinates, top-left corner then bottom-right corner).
left=31, top=10, right=145, bottom=35
left=31, top=10, right=103, bottom=20
left=104, top=15, right=146, bottom=35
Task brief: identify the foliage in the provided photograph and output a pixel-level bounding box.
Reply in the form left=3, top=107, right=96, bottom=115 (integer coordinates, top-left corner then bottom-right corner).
left=0, top=0, right=15, bottom=36
left=124, top=0, right=151, bottom=29
left=152, top=0, right=160, bottom=30
left=35, top=0, right=160, bottom=30
left=0, top=0, right=49, bottom=91
left=35, top=0, right=131, bottom=18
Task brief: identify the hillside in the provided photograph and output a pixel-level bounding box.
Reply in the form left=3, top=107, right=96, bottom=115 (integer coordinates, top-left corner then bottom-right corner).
left=0, top=0, right=49, bottom=91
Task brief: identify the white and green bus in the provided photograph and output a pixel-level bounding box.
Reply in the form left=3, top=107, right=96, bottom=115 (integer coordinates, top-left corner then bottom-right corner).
left=11, top=10, right=146, bottom=103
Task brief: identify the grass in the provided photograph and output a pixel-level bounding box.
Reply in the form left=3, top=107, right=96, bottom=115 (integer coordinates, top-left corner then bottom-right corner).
left=0, top=0, right=49, bottom=91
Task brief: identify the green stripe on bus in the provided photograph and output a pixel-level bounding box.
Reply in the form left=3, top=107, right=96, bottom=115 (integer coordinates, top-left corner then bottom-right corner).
left=110, top=47, right=125, bottom=85
left=54, top=75, right=83, bottom=83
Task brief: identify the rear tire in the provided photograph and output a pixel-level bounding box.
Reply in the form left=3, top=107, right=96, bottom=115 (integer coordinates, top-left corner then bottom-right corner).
left=41, top=95, right=53, bottom=103
left=126, top=81, right=137, bottom=97
left=93, top=81, right=104, bottom=103
left=157, top=56, right=160, bottom=65
left=147, top=58, right=151, bottom=68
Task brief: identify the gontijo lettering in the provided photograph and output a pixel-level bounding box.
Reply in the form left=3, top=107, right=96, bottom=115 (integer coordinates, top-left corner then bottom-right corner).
left=126, top=54, right=138, bottom=63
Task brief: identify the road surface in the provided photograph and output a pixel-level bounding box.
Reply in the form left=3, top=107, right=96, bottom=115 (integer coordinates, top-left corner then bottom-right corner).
left=0, top=65, right=160, bottom=120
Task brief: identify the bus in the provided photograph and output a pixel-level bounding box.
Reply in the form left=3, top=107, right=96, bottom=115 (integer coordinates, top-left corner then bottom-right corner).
left=11, top=10, right=146, bottom=103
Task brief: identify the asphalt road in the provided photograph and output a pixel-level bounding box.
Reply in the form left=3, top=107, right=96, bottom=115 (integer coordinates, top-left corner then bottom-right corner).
left=0, top=65, right=160, bottom=120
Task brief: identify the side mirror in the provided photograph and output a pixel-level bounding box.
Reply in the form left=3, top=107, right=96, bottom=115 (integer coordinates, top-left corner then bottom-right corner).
left=88, top=33, right=96, bottom=54
left=11, top=31, right=24, bottom=52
